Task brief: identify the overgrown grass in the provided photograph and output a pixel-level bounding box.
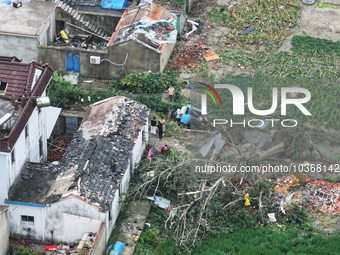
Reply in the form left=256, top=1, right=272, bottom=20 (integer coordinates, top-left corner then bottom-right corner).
left=223, top=0, right=299, bottom=46
left=193, top=228, right=340, bottom=254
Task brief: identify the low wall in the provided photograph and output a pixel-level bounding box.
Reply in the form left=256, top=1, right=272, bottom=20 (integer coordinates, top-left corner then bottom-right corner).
left=38, top=45, right=110, bottom=79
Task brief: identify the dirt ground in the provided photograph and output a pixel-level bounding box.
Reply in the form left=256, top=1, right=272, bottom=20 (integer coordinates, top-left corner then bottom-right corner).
left=279, top=3, right=340, bottom=51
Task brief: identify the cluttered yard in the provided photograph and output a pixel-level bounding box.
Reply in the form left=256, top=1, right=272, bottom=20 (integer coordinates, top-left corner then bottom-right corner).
left=11, top=0, right=340, bottom=254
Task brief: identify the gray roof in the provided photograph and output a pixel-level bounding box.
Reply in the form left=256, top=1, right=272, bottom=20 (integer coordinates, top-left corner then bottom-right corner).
left=0, top=0, right=56, bottom=36
left=9, top=96, right=149, bottom=211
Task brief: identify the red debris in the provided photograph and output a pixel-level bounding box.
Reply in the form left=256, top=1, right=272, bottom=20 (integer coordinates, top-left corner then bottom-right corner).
left=47, top=135, right=72, bottom=162
left=168, top=42, right=204, bottom=69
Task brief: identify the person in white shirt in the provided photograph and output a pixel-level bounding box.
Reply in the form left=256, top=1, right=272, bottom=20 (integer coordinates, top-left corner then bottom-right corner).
left=176, top=108, right=182, bottom=126
left=168, top=85, right=175, bottom=103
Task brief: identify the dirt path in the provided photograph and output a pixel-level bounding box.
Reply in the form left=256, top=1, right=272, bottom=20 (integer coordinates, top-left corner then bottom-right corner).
left=115, top=200, right=152, bottom=255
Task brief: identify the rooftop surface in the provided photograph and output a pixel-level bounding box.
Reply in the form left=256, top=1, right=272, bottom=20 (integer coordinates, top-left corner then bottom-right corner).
left=9, top=96, right=149, bottom=211
left=0, top=0, right=56, bottom=36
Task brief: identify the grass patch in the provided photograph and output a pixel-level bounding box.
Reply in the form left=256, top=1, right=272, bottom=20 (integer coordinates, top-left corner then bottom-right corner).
left=193, top=227, right=340, bottom=255
left=224, top=0, right=299, bottom=46
left=292, top=35, right=340, bottom=56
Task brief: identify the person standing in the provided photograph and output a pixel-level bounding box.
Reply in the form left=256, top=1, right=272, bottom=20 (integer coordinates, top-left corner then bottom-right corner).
left=176, top=107, right=182, bottom=126
left=157, top=121, right=163, bottom=140
left=150, top=116, right=157, bottom=135
left=160, top=117, right=166, bottom=136
left=168, top=85, right=175, bottom=103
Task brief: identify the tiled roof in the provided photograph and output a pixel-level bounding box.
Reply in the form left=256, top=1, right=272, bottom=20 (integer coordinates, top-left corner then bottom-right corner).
left=8, top=97, right=149, bottom=211
left=0, top=61, right=41, bottom=99
left=0, top=56, right=22, bottom=62
left=0, top=59, right=53, bottom=152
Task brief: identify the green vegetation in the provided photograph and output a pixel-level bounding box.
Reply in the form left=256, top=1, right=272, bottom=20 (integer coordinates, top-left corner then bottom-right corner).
left=292, top=35, right=340, bottom=56
left=196, top=77, right=340, bottom=130
left=48, top=72, right=87, bottom=108
left=12, top=247, right=38, bottom=255
left=48, top=71, right=181, bottom=111
left=115, top=71, right=177, bottom=94
left=193, top=228, right=340, bottom=255
left=135, top=94, right=180, bottom=113
left=155, top=0, right=185, bottom=8
left=223, top=0, right=299, bottom=46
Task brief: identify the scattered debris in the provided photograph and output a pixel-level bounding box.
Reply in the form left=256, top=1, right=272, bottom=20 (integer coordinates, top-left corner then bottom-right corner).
left=245, top=193, right=251, bottom=206
left=169, top=39, right=206, bottom=69
left=146, top=195, right=171, bottom=209
left=203, top=49, right=220, bottom=61
left=268, top=213, right=277, bottom=222
left=48, top=134, right=73, bottom=162
left=185, top=20, right=199, bottom=38
left=239, top=25, right=255, bottom=35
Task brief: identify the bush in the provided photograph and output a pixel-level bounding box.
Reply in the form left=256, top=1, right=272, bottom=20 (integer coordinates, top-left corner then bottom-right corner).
left=134, top=94, right=181, bottom=113
left=48, top=72, right=86, bottom=108
left=113, top=71, right=178, bottom=94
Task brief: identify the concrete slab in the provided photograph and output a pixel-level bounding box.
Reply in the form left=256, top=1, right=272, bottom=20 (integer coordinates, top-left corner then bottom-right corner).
left=0, top=0, right=56, bottom=36
left=115, top=200, right=152, bottom=255
left=63, top=72, right=79, bottom=85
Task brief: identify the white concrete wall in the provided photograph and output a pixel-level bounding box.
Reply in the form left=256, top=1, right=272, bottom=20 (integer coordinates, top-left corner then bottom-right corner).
left=0, top=89, right=60, bottom=205
left=63, top=213, right=102, bottom=242
left=108, top=190, right=120, bottom=241
left=131, top=123, right=148, bottom=170
left=7, top=203, right=45, bottom=240
left=0, top=153, right=10, bottom=205
left=45, top=196, right=106, bottom=242
left=38, top=11, right=56, bottom=46
left=0, top=207, right=9, bottom=255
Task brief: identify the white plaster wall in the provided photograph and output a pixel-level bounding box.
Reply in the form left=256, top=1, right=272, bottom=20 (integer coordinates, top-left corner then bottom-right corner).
left=28, top=91, right=49, bottom=163
left=38, top=11, right=56, bottom=46
left=131, top=123, right=148, bottom=170
left=63, top=213, right=102, bottom=242
left=45, top=196, right=106, bottom=242
left=7, top=204, right=45, bottom=240
left=0, top=208, right=9, bottom=255
left=0, top=153, right=10, bottom=205
left=9, top=132, right=28, bottom=188
left=108, top=191, right=120, bottom=240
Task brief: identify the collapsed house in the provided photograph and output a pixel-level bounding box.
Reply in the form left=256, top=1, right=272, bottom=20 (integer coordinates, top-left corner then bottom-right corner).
left=6, top=96, right=149, bottom=254
left=0, top=56, right=61, bottom=206
left=39, top=2, right=179, bottom=78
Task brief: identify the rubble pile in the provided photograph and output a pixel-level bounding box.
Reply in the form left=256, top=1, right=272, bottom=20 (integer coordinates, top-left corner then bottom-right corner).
left=115, top=20, right=177, bottom=45
left=49, top=32, right=106, bottom=50
left=47, top=134, right=73, bottom=162
left=170, top=42, right=205, bottom=69
left=303, top=180, right=340, bottom=214
left=273, top=176, right=340, bottom=214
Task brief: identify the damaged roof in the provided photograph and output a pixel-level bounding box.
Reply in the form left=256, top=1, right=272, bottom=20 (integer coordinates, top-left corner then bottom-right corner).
left=0, top=59, right=43, bottom=99
left=0, top=58, right=53, bottom=151
left=108, top=3, right=177, bottom=52
left=8, top=96, right=149, bottom=211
